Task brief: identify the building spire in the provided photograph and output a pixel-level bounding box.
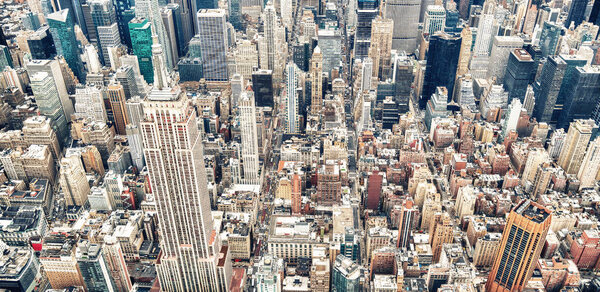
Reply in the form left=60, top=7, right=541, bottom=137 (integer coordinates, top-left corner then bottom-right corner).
left=151, top=34, right=170, bottom=90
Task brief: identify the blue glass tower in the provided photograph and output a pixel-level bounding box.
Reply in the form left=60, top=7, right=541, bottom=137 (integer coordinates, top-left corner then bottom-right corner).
left=47, top=9, right=86, bottom=83
left=113, top=0, right=134, bottom=48
left=129, top=18, right=154, bottom=83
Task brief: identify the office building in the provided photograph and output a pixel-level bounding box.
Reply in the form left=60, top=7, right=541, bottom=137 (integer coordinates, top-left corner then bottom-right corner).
left=319, top=27, right=342, bottom=73
left=29, top=72, right=69, bottom=143
left=424, top=5, right=446, bottom=35
left=566, top=0, right=587, bottom=27
left=503, top=49, right=534, bottom=102
left=197, top=9, right=229, bottom=81
left=0, top=245, right=41, bottom=292
left=332, top=255, right=363, bottom=292
left=557, top=63, right=600, bottom=128
left=141, top=39, right=231, bottom=291
left=74, top=85, right=108, bottom=122
left=558, top=119, right=596, bottom=174
left=47, top=9, right=85, bottom=82
left=129, top=18, right=154, bottom=83
left=310, top=46, right=323, bottom=115
left=354, top=0, right=378, bottom=59
left=487, top=36, right=524, bottom=83
left=27, top=26, right=57, bottom=60
left=115, top=65, right=141, bottom=99
left=76, top=240, right=117, bottom=292
left=397, top=199, right=416, bottom=249
left=430, top=213, right=453, bottom=263
left=385, top=0, right=420, bottom=52
left=285, top=62, right=300, bottom=133
left=368, top=17, right=393, bottom=78
left=577, top=138, right=600, bottom=189
left=239, top=92, right=260, bottom=184
left=486, top=200, right=552, bottom=292
left=102, top=236, right=133, bottom=292
left=60, top=155, right=90, bottom=207
left=107, top=84, right=129, bottom=135
left=532, top=56, right=567, bottom=123
left=421, top=33, right=461, bottom=108
left=539, top=21, right=562, bottom=58
left=160, top=7, right=181, bottom=66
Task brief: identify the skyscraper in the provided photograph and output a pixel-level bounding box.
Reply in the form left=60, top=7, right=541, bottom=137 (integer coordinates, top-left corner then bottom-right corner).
left=76, top=240, right=117, bottom=292
left=102, top=236, right=133, bottom=292
left=486, top=199, right=552, bottom=292
left=310, top=46, right=323, bottom=116
left=423, top=5, right=446, bottom=35
left=487, top=36, right=524, bottom=83
left=263, top=3, right=277, bottom=72
left=397, top=199, right=416, bottom=249
left=239, top=91, right=260, bottom=184
left=532, top=56, right=567, bottom=123
left=577, top=138, right=600, bottom=189
left=384, top=0, right=419, bottom=53
left=136, top=0, right=175, bottom=70
left=97, top=24, right=122, bottom=66
left=160, top=7, right=180, bottom=67
left=47, top=9, right=85, bottom=82
left=421, top=32, right=461, bottom=108
left=197, top=9, right=229, bottom=81
left=27, top=26, right=57, bottom=60
left=89, top=0, right=120, bottom=65
left=129, top=18, right=154, bottom=83
left=566, top=0, right=587, bottom=27
left=558, top=65, right=600, bottom=128
left=368, top=17, right=393, bottom=78
left=252, top=69, right=274, bottom=107
left=30, top=72, right=69, bottom=143
left=60, top=155, right=91, bottom=207
left=539, top=21, right=562, bottom=58
left=503, top=49, right=534, bottom=102
left=107, top=84, right=129, bottom=135
left=113, top=0, right=134, bottom=48
left=141, top=37, right=231, bottom=291
left=354, top=0, right=378, bottom=59
left=558, top=119, right=596, bottom=174
left=285, top=62, right=300, bottom=133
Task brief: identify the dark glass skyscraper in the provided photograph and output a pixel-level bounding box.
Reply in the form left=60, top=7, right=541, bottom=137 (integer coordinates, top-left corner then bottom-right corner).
left=47, top=9, right=86, bottom=82
left=503, top=49, right=534, bottom=102
left=252, top=69, right=274, bottom=107
left=532, top=56, right=567, bottom=123
left=566, top=0, right=587, bottom=27
left=113, top=0, right=134, bottom=48
left=27, top=26, right=57, bottom=60
left=553, top=55, right=588, bottom=122
left=421, top=32, right=461, bottom=108
left=354, top=0, right=378, bottom=60
left=558, top=66, right=600, bottom=129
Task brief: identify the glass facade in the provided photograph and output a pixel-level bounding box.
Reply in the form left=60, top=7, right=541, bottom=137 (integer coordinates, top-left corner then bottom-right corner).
left=129, top=18, right=154, bottom=83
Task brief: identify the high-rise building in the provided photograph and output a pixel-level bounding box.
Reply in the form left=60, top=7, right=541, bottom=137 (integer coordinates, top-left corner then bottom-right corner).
left=291, top=174, right=301, bottom=214
left=319, top=27, right=342, bottom=73
left=107, top=84, right=129, bottom=135
left=113, top=0, right=134, bottom=48
left=487, top=36, right=524, bottom=83
left=558, top=119, right=596, bottom=174
left=503, top=49, right=534, bottom=102
left=430, top=213, right=453, bottom=263
left=285, top=62, right=300, bottom=133
left=397, top=199, right=416, bottom=249
left=197, top=9, right=229, bottom=81
left=423, top=5, right=446, bottom=35
left=102, top=236, right=133, bottom=292
left=60, top=155, right=91, bottom=207
left=424, top=87, right=449, bottom=130
left=281, top=0, right=293, bottom=30
left=239, top=92, right=260, bottom=184
left=421, top=32, right=461, bottom=108
left=263, top=3, right=277, bottom=72
left=332, top=255, right=363, bottom=292
left=30, top=72, right=69, bottom=143
left=97, top=24, right=122, bottom=66
left=27, top=26, right=57, bottom=60
left=385, top=0, right=419, bottom=52
left=129, top=18, right=154, bottom=83
left=310, top=257, right=330, bottom=292
left=115, top=65, right=141, bottom=99
left=354, top=0, right=378, bottom=59
left=160, top=7, right=180, bottom=66
left=234, top=40, right=258, bottom=80
left=310, top=46, right=323, bottom=115
left=566, top=0, right=587, bottom=27
left=135, top=0, right=174, bottom=70
left=456, top=26, right=472, bottom=77
left=47, top=9, right=85, bottom=82
left=486, top=199, right=552, bottom=292
left=368, top=17, right=393, bottom=78
left=577, top=138, right=600, bottom=189
left=557, top=61, right=599, bottom=128
left=74, top=85, right=108, bottom=122
left=89, top=0, right=119, bottom=65
left=141, top=37, right=231, bottom=291
left=532, top=56, right=567, bottom=123
left=76, top=240, right=117, bottom=292
left=366, top=171, right=383, bottom=210
left=539, top=21, right=562, bottom=58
